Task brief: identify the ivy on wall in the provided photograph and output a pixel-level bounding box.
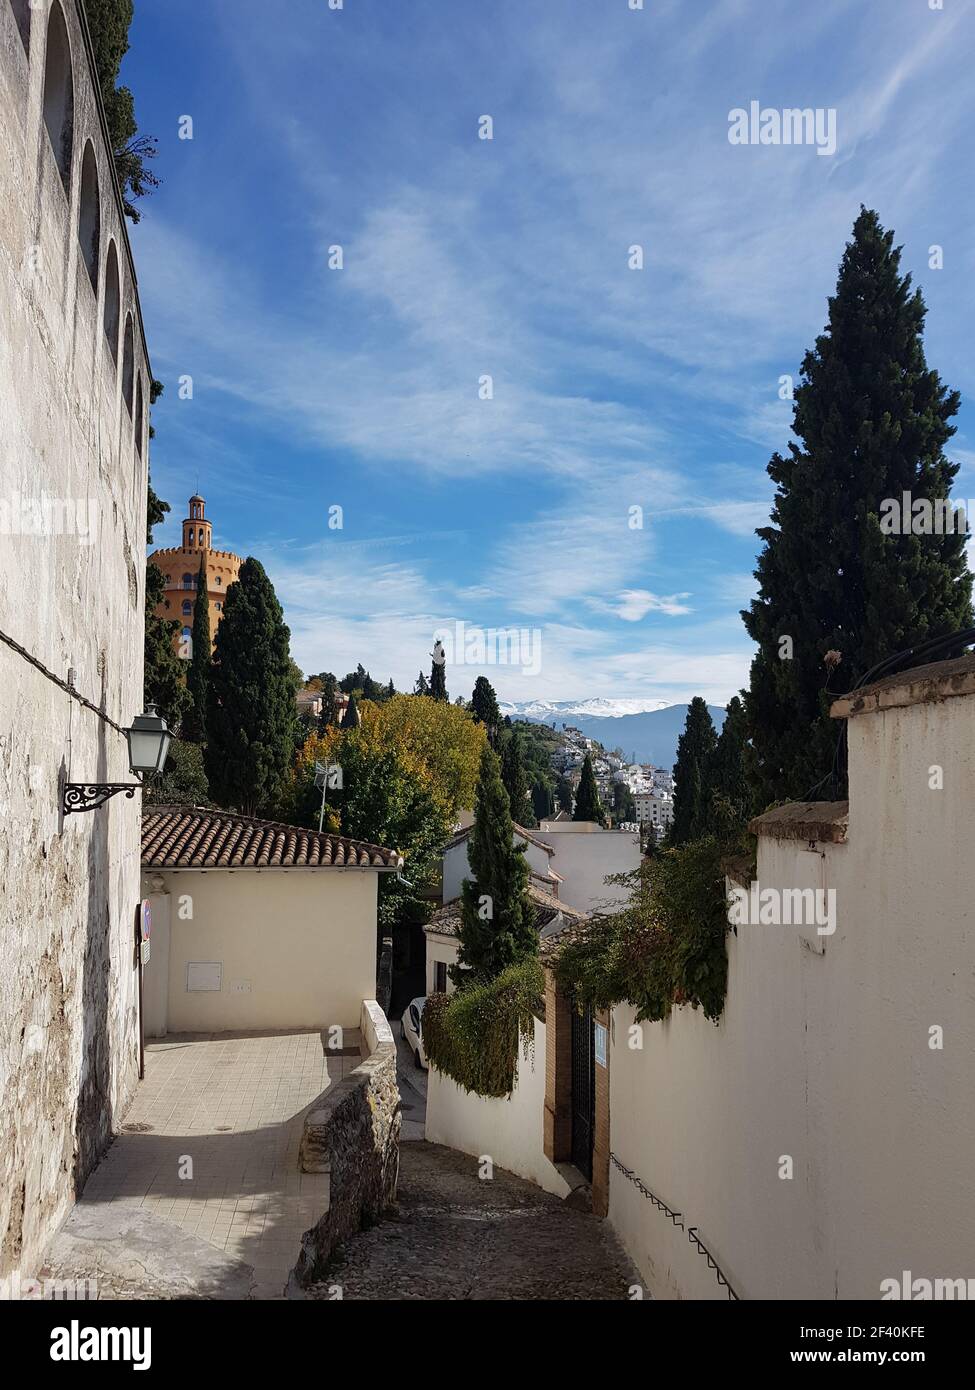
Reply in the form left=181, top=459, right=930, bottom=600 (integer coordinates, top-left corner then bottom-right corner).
left=555, top=836, right=753, bottom=1025
left=423, top=957, right=544, bottom=1098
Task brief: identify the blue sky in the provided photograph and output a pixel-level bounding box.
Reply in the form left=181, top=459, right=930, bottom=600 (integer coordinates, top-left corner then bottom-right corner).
left=130, top=0, right=975, bottom=706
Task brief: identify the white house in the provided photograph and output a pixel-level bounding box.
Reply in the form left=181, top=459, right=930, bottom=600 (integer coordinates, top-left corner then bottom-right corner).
left=534, top=821, right=643, bottom=914
left=140, top=807, right=401, bottom=1036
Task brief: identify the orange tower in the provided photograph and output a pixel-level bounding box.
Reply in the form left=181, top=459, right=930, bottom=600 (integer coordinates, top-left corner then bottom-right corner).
left=148, top=495, right=243, bottom=653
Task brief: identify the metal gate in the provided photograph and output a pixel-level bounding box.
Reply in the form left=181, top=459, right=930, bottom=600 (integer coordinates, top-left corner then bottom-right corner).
left=570, top=1005, right=595, bottom=1180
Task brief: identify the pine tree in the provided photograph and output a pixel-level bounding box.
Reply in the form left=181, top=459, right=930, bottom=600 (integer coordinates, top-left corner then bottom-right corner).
left=454, top=743, right=534, bottom=983
left=429, top=643, right=448, bottom=702
left=743, top=208, right=973, bottom=805
left=573, top=753, right=606, bottom=826
left=342, top=693, right=361, bottom=729
left=204, top=558, right=298, bottom=817
left=470, top=676, right=501, bottom=744
left=669, top=698, right=717, bottom=846
left=414, top=670, right=429, bottom=696
left=182, top=554, right=211, bottom=743
left=709, top=695, right=750, bottom=834
left=500, top=728, right=533, bottom=826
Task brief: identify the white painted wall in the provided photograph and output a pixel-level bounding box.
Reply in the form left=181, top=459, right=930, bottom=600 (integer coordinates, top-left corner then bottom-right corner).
left=142, top=890, right=171, bottom=1038
left=1, top=1, right=150, bottom=1280
left=426, top=1020, right=570, bottom=1198
left=609, top=688, right=975, bottom=1300
left=142, top=868, right=380, bottom=1033
left=533, top=826, right=642, bottom=914
left=442, top=832, right=552, bottom=903
left=425, top=933, right=458, bottom=996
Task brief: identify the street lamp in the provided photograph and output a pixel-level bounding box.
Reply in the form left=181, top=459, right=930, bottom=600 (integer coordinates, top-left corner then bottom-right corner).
left=63, top=704, right=171, bottom=815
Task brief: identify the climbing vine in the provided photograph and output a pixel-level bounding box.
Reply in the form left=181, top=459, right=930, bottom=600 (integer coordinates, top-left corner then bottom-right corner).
left=555, top=836, right=753, bottom=1024
left=423, top=957, right=544, bottom=1098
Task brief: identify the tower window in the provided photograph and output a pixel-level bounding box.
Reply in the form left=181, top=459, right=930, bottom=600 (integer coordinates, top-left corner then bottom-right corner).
left=182, top=600, right=192, bottom=616
left=182, top=573, right=194, bottom=589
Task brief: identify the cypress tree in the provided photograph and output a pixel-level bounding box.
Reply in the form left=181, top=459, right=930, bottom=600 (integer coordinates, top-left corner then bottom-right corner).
left=556, top=775, right=574, bottom=814
left=743, top=208, right=972, bottom=804
left=204, top=558, right=298, bottom=817
left=573, top=753, right=606, bottom=826
left=669, top=698, right=717, bottom=846
left=500, top=728, right=533, bottom=826
left=341, top=693, right=361, bottom=729
left=183, top=554, right=211, bottom=743
left=316, top=672, right=338, bottom=733
left=430, top=643, right=448, bottom=702
left=709, top=695, right=749, bottom=834
left=454, top=743, right=534, bottom=983
left=413, top=671, right=429, bottom=696
left=470, top=676, right=501, bottom=745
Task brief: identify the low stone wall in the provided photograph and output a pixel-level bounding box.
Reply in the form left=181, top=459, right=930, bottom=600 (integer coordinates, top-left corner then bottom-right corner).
left=293, top=1001, right=400, bottom=1284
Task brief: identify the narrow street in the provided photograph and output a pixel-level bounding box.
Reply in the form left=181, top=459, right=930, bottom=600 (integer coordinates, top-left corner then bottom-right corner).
left=306, top=1141, right=638, bottom=1300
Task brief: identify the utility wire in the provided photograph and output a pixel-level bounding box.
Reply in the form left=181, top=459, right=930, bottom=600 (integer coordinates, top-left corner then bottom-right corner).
left=0, top=626, right=129, bottom=737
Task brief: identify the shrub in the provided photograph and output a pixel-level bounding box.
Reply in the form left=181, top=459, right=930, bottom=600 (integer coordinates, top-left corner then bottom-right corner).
left=423, top=957, right=544, bottom=1098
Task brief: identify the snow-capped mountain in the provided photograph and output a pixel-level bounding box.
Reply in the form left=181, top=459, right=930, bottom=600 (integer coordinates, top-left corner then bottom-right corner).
left=499, top=697, right=671, bottom=721
left=501, top=699, right=727, bottom=765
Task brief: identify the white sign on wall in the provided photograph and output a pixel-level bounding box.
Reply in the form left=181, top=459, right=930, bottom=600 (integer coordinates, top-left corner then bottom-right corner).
left=594, top=1022, right=608, bottom=1069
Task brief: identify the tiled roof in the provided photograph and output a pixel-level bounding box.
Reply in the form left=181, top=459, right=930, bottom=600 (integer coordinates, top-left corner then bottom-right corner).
left=424, top=884, right=587, bottom=940
left=142, top=807, right=401, bottom=871
left=443, top=823, right=555, bottom=856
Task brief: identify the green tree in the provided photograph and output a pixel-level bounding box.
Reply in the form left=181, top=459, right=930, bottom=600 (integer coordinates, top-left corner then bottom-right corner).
left=430, top=643, right=448, bottom=702
left=500, top=727, right=534, bottom=826
left=470, top=676, right=501, bottom=745
left=709, top=695, right=750, bottom=834
left=83, top=0, right=159, bottom=221
left=341, top=693, right=361, bottom=729
left=413, top=670, right=429, bottom=696
left=204, top=558, right=298, bottom=816
left=669, top=698, right=717, bottom=846
left=316, top=672, right=338, bottom=733
left=182, top=554, right=211, bottom=743
left=612, top=780, right=636, bottom=823
left=144, top=738, right=209, bottom=807
left=143, top=480, right=189, bottom=728
left=454, top=743, right=534, bottom=983
left=556, top=775, right=574, bottom=814
left=573, top=753, right=606, bottom=826
left=743, top=208, right=973, bottom=804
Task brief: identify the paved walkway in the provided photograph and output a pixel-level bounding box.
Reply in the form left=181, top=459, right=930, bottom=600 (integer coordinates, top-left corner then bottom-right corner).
left=41, top=1030, right=360, bottom=1299
left=306, top=1141, right=638, bottom=1300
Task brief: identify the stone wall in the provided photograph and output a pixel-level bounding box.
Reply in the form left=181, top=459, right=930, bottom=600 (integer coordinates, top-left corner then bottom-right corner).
left=293, top=1001, right=400, bottom=1283
left=0, top=2, right=150, bottom=1278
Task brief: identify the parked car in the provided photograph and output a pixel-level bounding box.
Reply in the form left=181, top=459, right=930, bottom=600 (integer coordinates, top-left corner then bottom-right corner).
left=401, top=996, right=427, bottom=1069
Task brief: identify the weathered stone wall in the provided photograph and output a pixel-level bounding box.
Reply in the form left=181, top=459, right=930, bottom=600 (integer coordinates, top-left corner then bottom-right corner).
left=293, top=1001, right=400, bottom=1283
left=0, top=2, right=150, bottom=1279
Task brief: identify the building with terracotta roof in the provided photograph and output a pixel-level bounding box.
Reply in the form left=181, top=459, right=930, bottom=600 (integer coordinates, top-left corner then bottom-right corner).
left=140, top=806, right=401, bottom=1035
left=148, top=494, right=242, bottom=653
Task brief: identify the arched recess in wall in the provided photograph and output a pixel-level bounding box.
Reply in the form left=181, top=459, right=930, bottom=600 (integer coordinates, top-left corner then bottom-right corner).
left=78, top=142, right=100, bottom=294
left=103, top=241, right=120, bottom=364
left=121, top=315, right=135, bottom=415
left=42, top=2, right=74, bottom=193
left=10, top=0, right=31, bottom=53
left=135, top=376, right=145, bottom=458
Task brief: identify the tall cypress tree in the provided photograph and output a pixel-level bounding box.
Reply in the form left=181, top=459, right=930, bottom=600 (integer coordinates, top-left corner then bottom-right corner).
left=430, top=643, right=448, bottom=702
left=573, top=753, right=606, bottom=826
left=556, top=775, right=574, bottom=814
left=144, top=482, right=189, bottom=728
left=500, top=727, right=533, bottom=826
left=205, top=558, right=298, bottom=817
left=341, top=693, right=361, bottom=729
left=709, top=695, right=749, bottom=834
left=743, top=209, right=972, bottom=805
left=316, top=672, right=338, bottom=733
left=413, top=671, right=429, bottom=696
left=470, top=676, right=501, bottom=745
left=453, top=743, right=534, bottom=983
left=183, top=554, right=211, bottom=743
left=669, top=698, right=717, bottom=846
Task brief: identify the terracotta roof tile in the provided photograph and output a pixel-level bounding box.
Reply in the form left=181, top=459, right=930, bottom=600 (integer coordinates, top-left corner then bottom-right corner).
left=142, top=807, right=401, bottom=871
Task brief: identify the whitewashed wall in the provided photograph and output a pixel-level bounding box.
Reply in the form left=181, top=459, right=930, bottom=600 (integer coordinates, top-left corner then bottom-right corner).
left=609, top=680, right=975, bottom=1300
left=533, top=826, right=642, bottom=914
left=426, top=1020, right=570, bottom=1198
left=442, top=833, right=553, bottom=904
left=1, top=2, right=150, bottom=1280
